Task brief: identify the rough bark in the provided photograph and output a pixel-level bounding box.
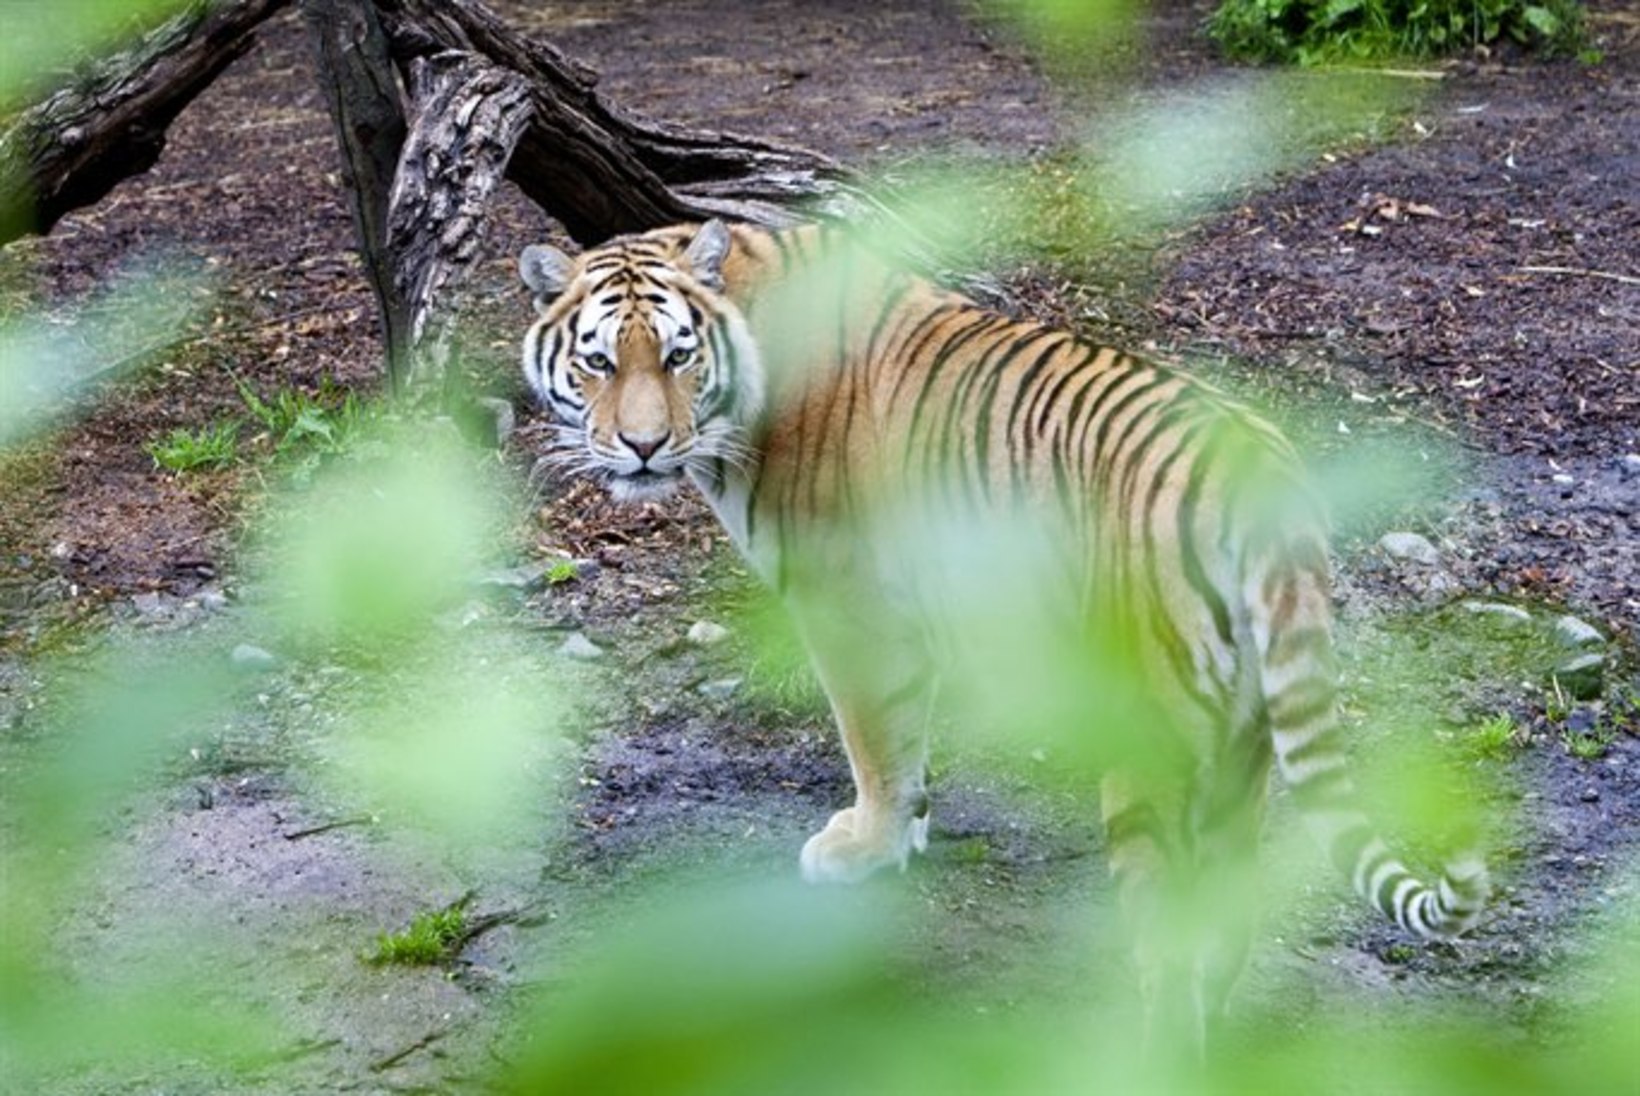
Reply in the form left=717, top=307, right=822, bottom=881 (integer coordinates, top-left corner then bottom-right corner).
left=0, top=0, right=290, bottom=245
left=370, top=0, right=874, bottom=243
left=386, top=51, right=531, bottom=392
left=303, top=0, right=411, bottom=387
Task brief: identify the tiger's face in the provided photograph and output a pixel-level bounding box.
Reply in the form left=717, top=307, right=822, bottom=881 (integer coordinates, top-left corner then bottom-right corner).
left=519, top=221, right=763, bottom=502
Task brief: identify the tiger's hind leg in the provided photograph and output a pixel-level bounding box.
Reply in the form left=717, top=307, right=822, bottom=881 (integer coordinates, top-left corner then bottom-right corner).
left=794, top=604, right=937, bottom=885
left=1101, top=774, right=1204, bottom=1055
left=1103, top=752, right=1271, bottom=1059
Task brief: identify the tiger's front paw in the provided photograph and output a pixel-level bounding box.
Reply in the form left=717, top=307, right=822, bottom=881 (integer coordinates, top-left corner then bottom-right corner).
left=799, top=806, right=926, bottom=884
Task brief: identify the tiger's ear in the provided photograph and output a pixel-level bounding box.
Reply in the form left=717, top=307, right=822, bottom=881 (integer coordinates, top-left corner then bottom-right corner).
left=519, top=244, right=577, bottom=300
left=682, top=219, right=731, bottom=291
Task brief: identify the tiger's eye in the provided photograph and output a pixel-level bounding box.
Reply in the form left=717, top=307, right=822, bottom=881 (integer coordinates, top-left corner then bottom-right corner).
left=584, top=351, right=612, bottom=373
left=667, top=347, right=694, bottom=368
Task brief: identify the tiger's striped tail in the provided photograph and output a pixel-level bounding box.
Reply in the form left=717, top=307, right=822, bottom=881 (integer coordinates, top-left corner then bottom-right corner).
left=1250, top=529, right=1489, bottom=939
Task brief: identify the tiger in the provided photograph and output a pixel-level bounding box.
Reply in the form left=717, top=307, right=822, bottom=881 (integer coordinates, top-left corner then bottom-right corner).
left=517, top=218, right=1488, bottom=1041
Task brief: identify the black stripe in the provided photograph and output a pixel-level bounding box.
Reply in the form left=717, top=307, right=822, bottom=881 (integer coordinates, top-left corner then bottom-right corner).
left=1003, top=336, right=1070, bottom=493
left=1178, top=429, right=1236, bottom=646
left=1268, top=679, right=1336, bottom=730
left=1279, top=720, right=1345, bottom=769
left=885, top=304, right=966, bottom=405
left=905, top=315, right=1007, bottom=452
left=863, top=275, right=916, bottom=363
left=972, top=329, right=1053, bottom=500
left=1374, top=867, right=1412, bottom=918
left=1329, top=822, right=1374, bottom=878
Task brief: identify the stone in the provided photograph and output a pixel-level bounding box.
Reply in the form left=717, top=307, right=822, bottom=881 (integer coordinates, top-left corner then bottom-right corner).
left=1552, top=653, right=1605, bottom=701
left=1619, top=453, right=1640, bottom=480
left=230, top=643, right=279, bottom=672
left=195, top=586, right=231, bottom=613
left=1551, top=614, right=1605, bottom=651
left=1377, top=531, right=1440, bottom=566
left=558, top=632, right=605, bottom=660
left=475, top=397, right=516, bottom=446
left=686, top=620, right=731, bottom=647
left=697, top=677, right=743, bottom=701
left=132, top=591, right=171, bottom=618
left=474, top=563, right=550, bottom=595
left=1461, top=600, right=1533, bottom=630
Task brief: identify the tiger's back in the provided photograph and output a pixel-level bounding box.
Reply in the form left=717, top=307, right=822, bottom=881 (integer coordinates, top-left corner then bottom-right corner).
left=519, top=219, right=1487, bottom=1040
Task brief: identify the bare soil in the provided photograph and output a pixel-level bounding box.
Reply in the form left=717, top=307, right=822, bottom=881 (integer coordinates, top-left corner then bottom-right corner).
left=1, top=0, right=1637, bottom=1091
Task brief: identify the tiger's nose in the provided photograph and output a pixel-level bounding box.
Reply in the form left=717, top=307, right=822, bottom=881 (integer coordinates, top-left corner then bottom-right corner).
left=619, top=432, right=669, bottom=463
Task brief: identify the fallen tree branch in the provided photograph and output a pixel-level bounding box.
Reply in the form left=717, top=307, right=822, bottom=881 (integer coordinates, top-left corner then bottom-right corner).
left=304, top=0, right=410, bottom=387
left=370, top=0, right=876, bottom=242
left=386, top=50, right=532, bottom=390
left=0, top=0, right=291, bottom=245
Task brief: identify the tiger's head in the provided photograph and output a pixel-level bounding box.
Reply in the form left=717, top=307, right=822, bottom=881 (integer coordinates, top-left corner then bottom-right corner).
left=518, top=220, right=764, bottom=503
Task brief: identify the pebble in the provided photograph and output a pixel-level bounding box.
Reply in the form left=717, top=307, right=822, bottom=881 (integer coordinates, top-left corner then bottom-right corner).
left=1551, top=614, right=1605, bottom=650
left=1552, top=653, right=1605, bottom=701
left=1550, top=473, right=1575, bottom=487
left=686, top=620, right=731, bottom=647
left=132, top=591, right=171, bottom=618
left=1619, top=453, right=1640, bottom=480
left=196, top=586, right=231, bottom=613
left=1580, top=787, right=1600, bottom=803
left=475, top=563, right=550, bottom=594
left=475, top=397, right=516, bottom=446
left=230, top=643, right=279, bottom=672
left=697, top=677, right=743, bottom=701
left=1377, top=531, right=1440, bottom=566
left=558, top=632, right=605, bottom=660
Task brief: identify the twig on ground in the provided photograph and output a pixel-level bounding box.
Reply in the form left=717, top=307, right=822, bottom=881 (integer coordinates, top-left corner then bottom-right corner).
left=281, top=814, right=377, bottom=841
left=1517, top=265, right=1640, bottom=288
left=369, top=1028, right=446, bottom=1073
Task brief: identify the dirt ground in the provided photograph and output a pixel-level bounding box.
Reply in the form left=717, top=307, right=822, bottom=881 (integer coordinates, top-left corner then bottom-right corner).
left=1, top=0, right=1638, bottom=1091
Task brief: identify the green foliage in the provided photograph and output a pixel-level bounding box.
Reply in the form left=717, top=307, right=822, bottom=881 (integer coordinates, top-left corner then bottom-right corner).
left=369, top=901, right=469, bottom=966
left=1207, top=0, right=1587, bottom=64
left=1461, top=712, right=1522, bottom=761
left=143, top=419, right=239, bottom=473
left=229, top=372, right=372, bottom=481
left=1561, top=717, right=1615, bottom=761
left=546, top=559, right=579, bottom=585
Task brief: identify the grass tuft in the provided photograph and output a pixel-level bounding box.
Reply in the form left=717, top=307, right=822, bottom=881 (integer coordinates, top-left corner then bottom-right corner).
left=1461, top=712, right=1523, bottom=762
left=144, top=420, right=239, bottom=473
left=369, top=901, right=469, bottom=966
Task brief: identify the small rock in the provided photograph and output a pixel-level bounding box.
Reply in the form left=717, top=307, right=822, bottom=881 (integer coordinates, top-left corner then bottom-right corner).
left=195, top=586, right=231, bottom=613
left=1551, top=614, right=1605, bottom=651
left=1378, top=531, right=1440, bottom=566
left=230, top=643, right=279, bottom=672
left=475, top=563, right=550, bottom=595
left=476, top=397, right=516, bottom=446
left=686, top=620, right=731, bottom=647
left=1461, top=600, right=1533, bottom=630
left=558, top=632, right=605, bottom=660
left=1550, top=473, right=1575, bottom=487
left=132, top=591, right=171, bottom=618
left=1553, top=653, right=1605, bottom=701
left=697, top=677, right=743, bottom=701
left=1579, top=787, right=1600, bottom=803
left=1619, top=454, right=1640, bottom=480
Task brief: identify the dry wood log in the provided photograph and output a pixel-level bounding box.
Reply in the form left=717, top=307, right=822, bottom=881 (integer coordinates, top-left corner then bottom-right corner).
left=370, top=0, right=876, bottom=243
left=386, top=50, right=531, bottom=391
left=303, top=0, right=410, bottom=386
left=0, top=0, right=290, bottom=245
